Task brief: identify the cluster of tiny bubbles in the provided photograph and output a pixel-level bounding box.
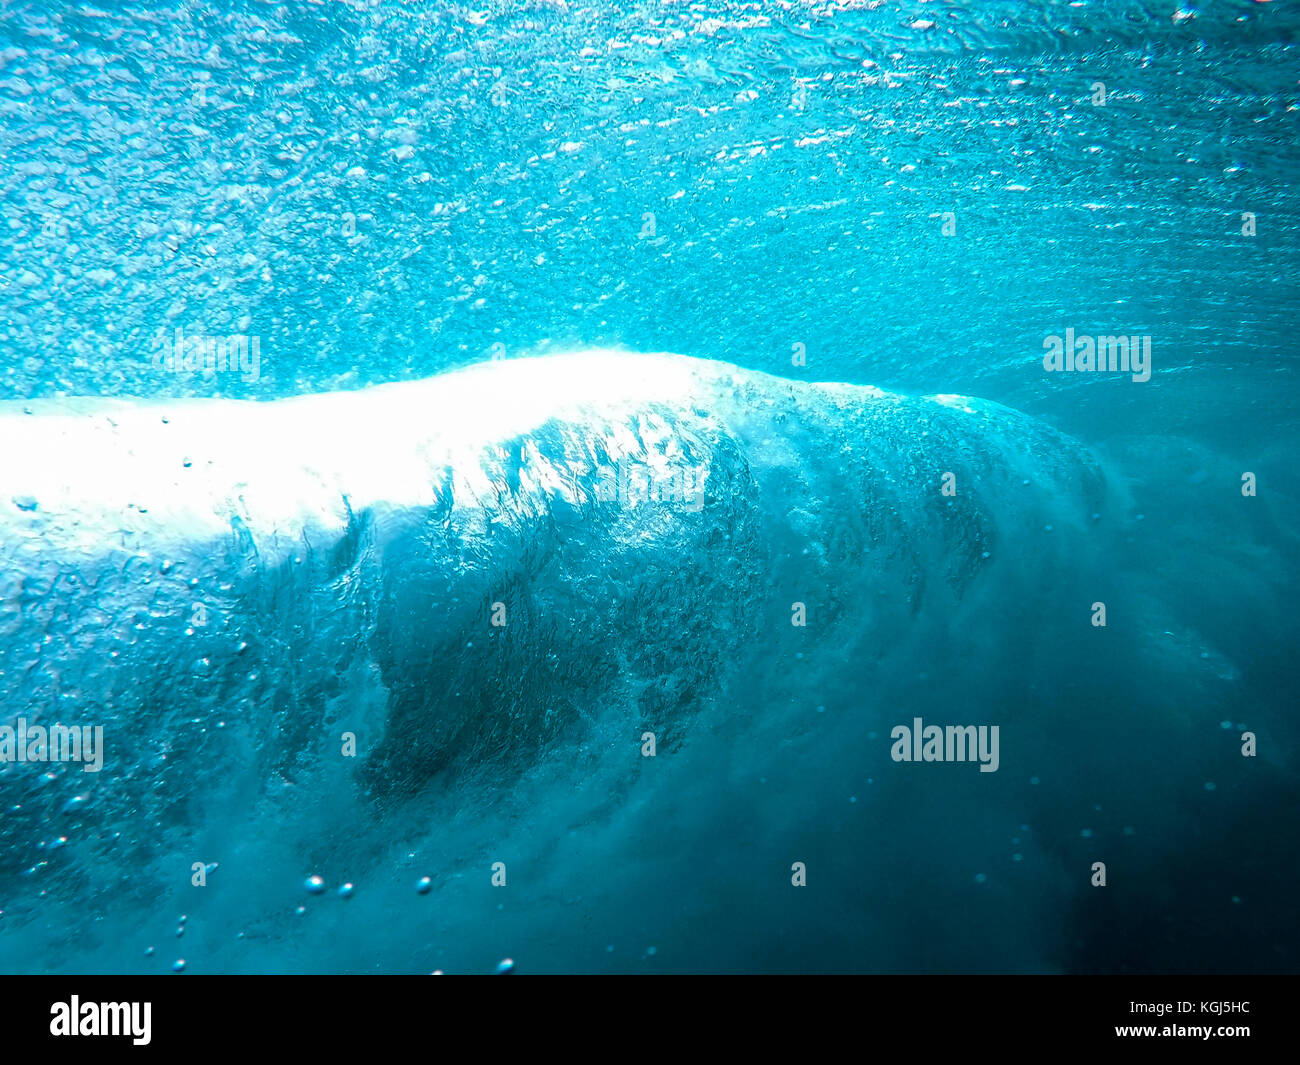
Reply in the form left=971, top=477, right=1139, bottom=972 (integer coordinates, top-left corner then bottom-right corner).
left=416, top=876, right=433, bottom=895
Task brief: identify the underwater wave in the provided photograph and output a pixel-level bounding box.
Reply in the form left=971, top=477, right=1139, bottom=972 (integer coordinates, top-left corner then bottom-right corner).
left=4, top=352, right=1288, bottom=974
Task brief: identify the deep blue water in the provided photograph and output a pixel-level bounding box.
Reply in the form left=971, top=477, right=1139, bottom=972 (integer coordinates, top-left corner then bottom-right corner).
left=0, top=0, right=1297, bottom=974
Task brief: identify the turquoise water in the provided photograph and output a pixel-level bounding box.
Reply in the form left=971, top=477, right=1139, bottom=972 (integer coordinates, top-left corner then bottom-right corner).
left=0, top=1, right=1297, bottom=973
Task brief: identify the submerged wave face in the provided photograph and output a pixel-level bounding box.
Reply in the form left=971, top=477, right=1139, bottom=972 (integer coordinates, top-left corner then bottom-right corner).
left=0, top=353, right=1295, bottom=975
left=0, top=355, right=1100, bottom=812
left=0, top=352, right=1138, bottom=970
